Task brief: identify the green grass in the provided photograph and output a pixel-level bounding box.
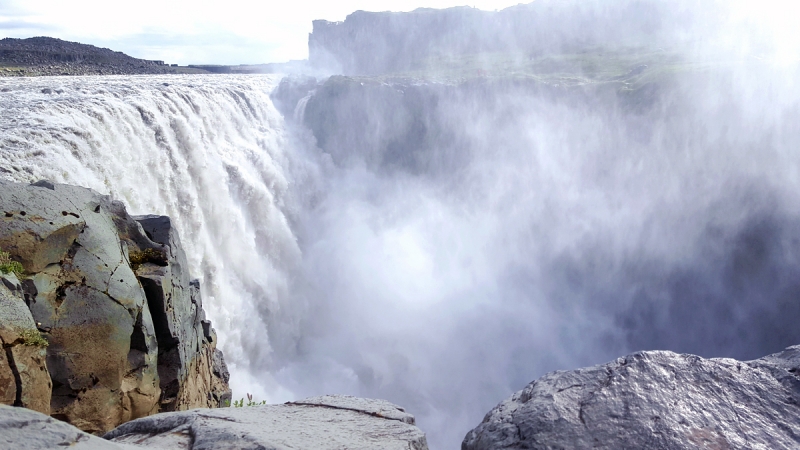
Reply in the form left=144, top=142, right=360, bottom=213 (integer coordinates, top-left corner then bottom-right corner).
left=0, top=251, right=23, bottom=275
left=19, top=329, right=48, bottom=348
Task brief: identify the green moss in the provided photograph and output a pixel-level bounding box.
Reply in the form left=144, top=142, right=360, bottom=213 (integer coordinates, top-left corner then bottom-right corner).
left=19, top=329, right=48, bottom=348
left=129, top=247, right=168, bottom=270
left=0, top=251, right=23, bottom=275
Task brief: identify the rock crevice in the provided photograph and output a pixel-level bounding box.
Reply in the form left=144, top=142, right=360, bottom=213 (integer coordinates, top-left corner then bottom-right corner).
left=0, top=180, right=230, bottom=434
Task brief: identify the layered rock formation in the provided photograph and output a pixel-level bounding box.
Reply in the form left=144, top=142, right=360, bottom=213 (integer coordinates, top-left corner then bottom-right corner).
left=463, top=346, right=800, bottom=449
left=0, top=180, right=229, bottom=434
left=0, top=395, right=429, bottom=449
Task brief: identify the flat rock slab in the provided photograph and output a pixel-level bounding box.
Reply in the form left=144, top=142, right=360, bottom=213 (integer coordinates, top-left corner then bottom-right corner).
left=0, top=404, right=148, bottom=450
left=106, top=394, right=428, bottom=450
left=463, top=346, right=800, bottom=450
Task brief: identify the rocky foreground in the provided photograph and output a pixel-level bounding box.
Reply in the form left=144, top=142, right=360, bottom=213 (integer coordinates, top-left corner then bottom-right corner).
left=463, top=346, right=800, bottom=449
left=0, top=180, right=230, bottom=433
left=1, top=395, right=429, bottom=449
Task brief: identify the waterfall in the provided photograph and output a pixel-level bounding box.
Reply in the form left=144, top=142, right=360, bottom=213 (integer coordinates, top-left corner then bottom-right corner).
left=0, top=74, right=302, bottom=399
left=2, top=65, right=800, bottom=450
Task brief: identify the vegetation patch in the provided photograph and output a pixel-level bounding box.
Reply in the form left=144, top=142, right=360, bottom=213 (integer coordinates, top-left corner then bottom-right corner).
left=129, top=247, right=168, bottom=269
left=19, top=329, right=48, bottom=348
left=228, top=393, right=266, bottom=408
left=0, top=250, right=23, bottom=275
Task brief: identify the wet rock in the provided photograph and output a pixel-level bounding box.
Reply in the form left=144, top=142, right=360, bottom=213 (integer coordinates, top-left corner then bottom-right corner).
left=463, top=346, right=800, bottom=450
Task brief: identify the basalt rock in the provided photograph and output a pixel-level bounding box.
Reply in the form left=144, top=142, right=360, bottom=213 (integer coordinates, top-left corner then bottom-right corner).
left=462, top=346, right=800, bottom=450
left=0, top=273, right=51, bottom=414
left=134, top=214, right=231, bottom=411
left=0, top=180, right=229, bottom=434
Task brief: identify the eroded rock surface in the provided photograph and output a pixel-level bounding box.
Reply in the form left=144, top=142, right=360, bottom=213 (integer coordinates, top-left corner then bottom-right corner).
left=0, top=180, right=229, bottom=433
left=463, top=346, right=800, bottom=450
left=106, top=394, right=429, bottom=450
left=134, top=214, right=231, bottom=411
left=0, top=273, right=51, bottom=414
left=0, top=404, right=150, bottom=450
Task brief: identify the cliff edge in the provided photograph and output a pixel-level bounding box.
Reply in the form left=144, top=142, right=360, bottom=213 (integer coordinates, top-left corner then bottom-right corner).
left=0, top=180, right=230, bottom=434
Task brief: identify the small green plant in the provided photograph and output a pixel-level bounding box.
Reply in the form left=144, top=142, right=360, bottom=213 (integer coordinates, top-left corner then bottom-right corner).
left=19, top=329, right=48, bottom=348
left=0, top=250, right=23, bottom=275
left=233, top=393, right=266, bottom=407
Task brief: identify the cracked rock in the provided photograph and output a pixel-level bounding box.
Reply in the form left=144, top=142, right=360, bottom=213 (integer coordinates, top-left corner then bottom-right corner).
left=462, top=346, right=800, bottom=450
left=105, top=394, right=428, bottom=449
left=0, top=180, right=229, bottom=434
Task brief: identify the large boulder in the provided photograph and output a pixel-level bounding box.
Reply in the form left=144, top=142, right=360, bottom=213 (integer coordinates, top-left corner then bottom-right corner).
left=463, top=346, right=800, bottom=449
left=0, top=180, right=229, bottom=434
left=105, top=395, right=429, bottom=449
left=0, top=273, right=51, bottom=414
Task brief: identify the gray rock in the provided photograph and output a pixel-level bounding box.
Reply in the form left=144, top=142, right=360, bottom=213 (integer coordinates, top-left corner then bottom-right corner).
left=0, top=404, right=155, bottom=450
left=463, top=346, right=800, bottom=450
left=106, top=394, right=429, bottom=449
left=0, top=273, right=51, bottom=414
left=0, top=180, right=229, bottom=433
left=133, top=214, right=231, bottom=411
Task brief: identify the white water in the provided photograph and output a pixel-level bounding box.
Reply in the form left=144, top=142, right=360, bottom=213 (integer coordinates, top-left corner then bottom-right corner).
left=0, top=74, right=306, bottom=400
left=2, top=67, right=800, bottom=450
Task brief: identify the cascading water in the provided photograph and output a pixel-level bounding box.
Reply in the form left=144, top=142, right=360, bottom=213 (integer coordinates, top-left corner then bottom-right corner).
left=0, top=74, right=305, bottom=400
left=1, top=63, right=800, bottom=450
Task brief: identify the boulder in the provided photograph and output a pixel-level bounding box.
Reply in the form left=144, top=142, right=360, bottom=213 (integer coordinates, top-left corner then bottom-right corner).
left=0, top=273, right=51, bottom=414
left=0, top=180, right=229, bottom=434
left=105, top=395, right=429, bottom=449
left=462, top=346, right=800, bottom=450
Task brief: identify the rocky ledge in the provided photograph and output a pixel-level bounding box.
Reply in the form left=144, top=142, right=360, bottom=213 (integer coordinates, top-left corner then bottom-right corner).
left=0, top=395, right=429, bottom=449
left=463, top=346, right=800, bottom=449
left=0, top=180, right=230, bottom=434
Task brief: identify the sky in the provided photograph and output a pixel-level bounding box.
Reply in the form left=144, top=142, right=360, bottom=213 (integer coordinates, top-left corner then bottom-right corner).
left=0, top=0, right=526, bottom=65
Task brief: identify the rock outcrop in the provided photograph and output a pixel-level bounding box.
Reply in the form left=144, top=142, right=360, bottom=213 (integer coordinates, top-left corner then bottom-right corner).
left=106, top=394, right=428, bottom=449
left=463, top=346, right=800, bottom=449
left=0, top=180, right=229, bottom=434
left=0, top=272, right=51, bottom=414
left=0, top=395, right=429, bottom=450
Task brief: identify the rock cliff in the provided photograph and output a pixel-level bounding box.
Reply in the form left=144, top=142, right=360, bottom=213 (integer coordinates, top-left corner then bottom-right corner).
left=0, top=395, right=429, bottom=449
left=307, top=1, right=713, bottom=75
left=0, top=180, right=230, bottom=434
left=462, top=346, right=800, bottom=449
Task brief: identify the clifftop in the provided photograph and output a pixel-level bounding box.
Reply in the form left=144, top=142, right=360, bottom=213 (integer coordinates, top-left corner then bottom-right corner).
left=307, top=1, right=717, bottom=76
